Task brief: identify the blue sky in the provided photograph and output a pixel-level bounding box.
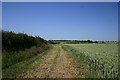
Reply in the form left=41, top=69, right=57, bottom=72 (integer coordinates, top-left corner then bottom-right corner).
left=2, top=2, right=118, bottom=41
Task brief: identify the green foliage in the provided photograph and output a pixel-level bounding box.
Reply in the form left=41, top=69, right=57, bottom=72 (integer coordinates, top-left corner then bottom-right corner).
left=2, top=30, right=50, bottom=69
left=2, top=30, right=48, bottom=52
left=63, top=43, right=118, bottom=78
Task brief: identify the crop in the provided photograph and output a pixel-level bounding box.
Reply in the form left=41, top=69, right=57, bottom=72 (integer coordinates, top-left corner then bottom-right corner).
left=63, top=43, right=118, bottom=78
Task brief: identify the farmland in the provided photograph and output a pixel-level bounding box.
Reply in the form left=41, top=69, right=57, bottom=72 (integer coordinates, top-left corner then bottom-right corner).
left=2, top=42, right=119, bottom=78
left=2, top=31, right=119, bottom=78
left=63, top=43, right=118, bottom=78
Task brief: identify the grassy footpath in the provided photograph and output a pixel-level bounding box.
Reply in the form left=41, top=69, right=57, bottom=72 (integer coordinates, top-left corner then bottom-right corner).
left=20, top=45, right=84, bottom=78
left=2, top=45, right=53, bottom=78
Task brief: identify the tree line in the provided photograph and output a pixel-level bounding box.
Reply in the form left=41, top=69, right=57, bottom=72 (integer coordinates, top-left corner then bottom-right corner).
left=48, top=40, right=98, bottom=44
left=2, top=30, right=48, bottom=52
left=48, top=40, right=117, bottom=44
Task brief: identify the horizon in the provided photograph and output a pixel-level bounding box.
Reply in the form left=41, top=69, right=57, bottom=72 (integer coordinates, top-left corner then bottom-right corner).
left=2, top=30, right=118, bottom=41
left=2, top=2, right=118, bottom=41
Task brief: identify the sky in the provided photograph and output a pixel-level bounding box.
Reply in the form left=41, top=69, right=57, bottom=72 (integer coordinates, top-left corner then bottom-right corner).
left=2, top=2, right=118, bottom=41
left=2, top=0, right=120, bottom=2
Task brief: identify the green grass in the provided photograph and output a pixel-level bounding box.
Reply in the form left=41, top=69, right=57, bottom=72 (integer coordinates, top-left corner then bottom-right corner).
left=2, top=45, right=49, bottom=69
left=2, top=45, right=53, bottom=78
left=63, top=43, right=118, bottom=78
